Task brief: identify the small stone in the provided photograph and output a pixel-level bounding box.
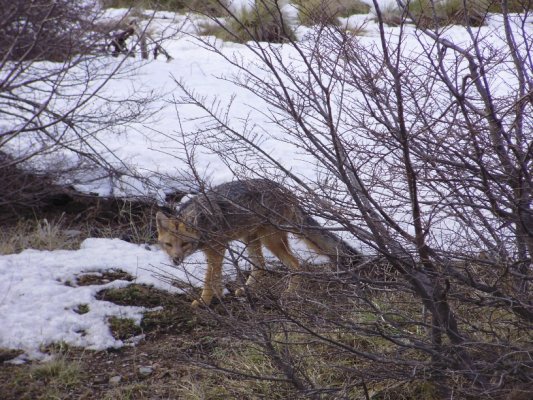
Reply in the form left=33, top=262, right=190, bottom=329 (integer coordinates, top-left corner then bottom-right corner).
left=93, top=375, right=107, bottom=385
left=109, top=375, right=122, bottom=385
left=138, top=366, right=153, bottom=375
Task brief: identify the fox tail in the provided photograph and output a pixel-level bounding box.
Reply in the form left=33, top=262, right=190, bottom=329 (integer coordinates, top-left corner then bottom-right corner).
left=295, top=214, right=362, bottom=267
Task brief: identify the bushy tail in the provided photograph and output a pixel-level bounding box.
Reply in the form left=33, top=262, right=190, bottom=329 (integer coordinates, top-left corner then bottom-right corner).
left=296, top=214, right=362, bottom=267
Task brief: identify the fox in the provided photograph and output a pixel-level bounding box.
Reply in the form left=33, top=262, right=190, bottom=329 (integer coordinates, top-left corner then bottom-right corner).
left=156, top=178, right=360, bottom=307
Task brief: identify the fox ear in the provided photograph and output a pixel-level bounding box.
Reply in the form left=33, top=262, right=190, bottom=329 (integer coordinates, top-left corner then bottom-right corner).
left=156, top=211, right=172, bottom=232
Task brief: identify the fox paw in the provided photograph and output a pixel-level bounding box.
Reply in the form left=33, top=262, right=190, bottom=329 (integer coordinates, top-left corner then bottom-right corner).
left=191, top=296, right=221, bottom=308
left=191, top=299, right=202, bottom=308
left=192, top=299, right=212, bottom=308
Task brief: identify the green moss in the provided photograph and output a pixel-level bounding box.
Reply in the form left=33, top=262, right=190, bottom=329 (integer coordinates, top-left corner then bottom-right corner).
left=108, top=317, right=142, bottom=340
left=74, top=304, right=90, bottom=314
left=96, top=284, right=167, bottom=307
left=141, top=308, right=195, bottom=334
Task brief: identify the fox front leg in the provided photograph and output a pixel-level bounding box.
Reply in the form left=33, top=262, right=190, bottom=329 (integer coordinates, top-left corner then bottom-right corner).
left=192, top=248, right=225, bottom=308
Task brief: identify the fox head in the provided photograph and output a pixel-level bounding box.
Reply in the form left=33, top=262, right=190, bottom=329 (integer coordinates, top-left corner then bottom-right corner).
left=156, top=211, right=200, bottom=265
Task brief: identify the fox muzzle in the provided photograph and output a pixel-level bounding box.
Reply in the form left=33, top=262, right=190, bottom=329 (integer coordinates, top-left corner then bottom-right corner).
left=172, top=255, right=184, bottom=265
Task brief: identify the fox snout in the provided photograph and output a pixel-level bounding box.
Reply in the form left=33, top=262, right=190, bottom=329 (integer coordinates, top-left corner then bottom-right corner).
left=158, top=240, right=187, bottom=265
left=172, top=254, right=184, bottom=265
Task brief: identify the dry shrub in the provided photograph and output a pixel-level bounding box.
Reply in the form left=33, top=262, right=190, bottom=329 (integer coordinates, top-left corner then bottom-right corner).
left=101, top=0, right=186, bottom=10
left=493, top=0, right=532, bottom=12
left=0, top=151, right=159, bottom=248
left=406, top=0, right=531, bottom=27
left=100, top=0, right=230, bottom=16
left=335, top=0, right=372, bottom=16
left=0, top=0, right=103, bottom=62
left=374, top=3, right=404, bottom=26
left=0, top=218, right=83, bottom=254
left=295, top=0, right=371, bottom=26
left=425, top=0, right=489, bottom=26
left=199, top=1, right=296, bottom=44
left=377, top=0, right=523, bottom=28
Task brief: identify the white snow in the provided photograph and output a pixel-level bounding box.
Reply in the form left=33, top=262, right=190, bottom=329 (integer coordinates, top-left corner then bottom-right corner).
left=0, top=5, right=530, bottom=361
left=0, top=239, right=174, bottom=361
left=0, top=236, right=326, bottom=362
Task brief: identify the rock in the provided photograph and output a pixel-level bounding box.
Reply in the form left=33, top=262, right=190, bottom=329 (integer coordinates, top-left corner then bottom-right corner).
left=93, top=375, right=108, bottom=385
left=109, top=375, right=122, bottom=385
left=63, top=229, right=82, bottom=238
left=138, top=366, right=153, bottom=375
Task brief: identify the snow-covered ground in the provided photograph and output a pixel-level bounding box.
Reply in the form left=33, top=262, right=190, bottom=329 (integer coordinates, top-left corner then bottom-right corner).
left=0, top=239, right=173, bottom=361
left=1, top=5, right=530, bottom=361
left=0, top=236, right=323, bottom=362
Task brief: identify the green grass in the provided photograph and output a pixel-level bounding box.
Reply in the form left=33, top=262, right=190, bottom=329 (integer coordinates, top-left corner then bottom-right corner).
left=100, top=284, right=196, bottom=336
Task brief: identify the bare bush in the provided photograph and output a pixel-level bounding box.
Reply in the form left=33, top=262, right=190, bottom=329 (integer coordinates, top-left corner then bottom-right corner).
left=0, top=1, right=167, bottom=218
left=0, top=0, right=104, bottom=62
left=165, top=1, right=533, bottom=398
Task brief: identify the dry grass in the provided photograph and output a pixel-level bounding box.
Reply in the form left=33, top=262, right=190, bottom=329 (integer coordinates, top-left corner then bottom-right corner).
left=0, top=209, right=154, bottom=255
left=30, top=358, right=82, bottom=388
left=1, top=273, right=530, bottom=398
left=345, top=23, right=370, bottom=37
left=0, top=216, right=83, bottom=254
left=0, top=193, right=158, bottom=256
left=1, top=217, right=530, bottom=399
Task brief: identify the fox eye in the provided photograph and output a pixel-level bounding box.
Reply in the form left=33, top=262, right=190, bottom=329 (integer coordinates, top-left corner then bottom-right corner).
left=164, top=242, right=172, bottom=248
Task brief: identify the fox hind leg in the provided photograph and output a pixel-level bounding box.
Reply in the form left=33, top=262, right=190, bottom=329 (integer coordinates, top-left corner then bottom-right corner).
left=235, top=234, right=267, bottom=297
left=260, top=229, right=302, bottom=293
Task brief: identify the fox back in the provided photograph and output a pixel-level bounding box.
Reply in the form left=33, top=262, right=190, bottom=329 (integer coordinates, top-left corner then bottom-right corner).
left=176, top=179, right=301, bottom=239
left=156, top=179, right=301, bottom=258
